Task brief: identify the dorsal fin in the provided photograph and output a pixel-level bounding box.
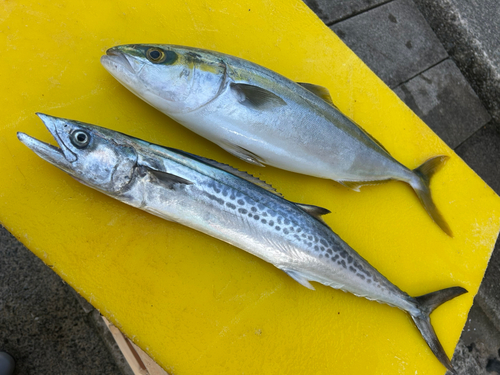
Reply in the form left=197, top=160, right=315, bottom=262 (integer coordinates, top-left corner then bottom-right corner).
left=295, top=203, right=331, bottom=223
left=297, top=82, right=336, bottom=108
left=297, top=82, right=391, bottom=155
left=173, top=149, right=283, bottom=197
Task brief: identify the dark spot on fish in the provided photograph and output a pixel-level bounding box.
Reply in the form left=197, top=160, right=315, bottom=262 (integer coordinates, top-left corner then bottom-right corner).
left=308, top=235, right=313, bottom=241
left=284, top=219, right=290, bottom=225
left=254, top=215, right=260, bottom=220
left=283, top=229, right=289, bottom=235
left=269, top=220, right=274, bottom=226
left=325, top=253, right=330, bottom=258
left=213, top=186, right=221, bottom=194
left=248, top=213, right=253, bottom=218
left=339, top=260, right=346, bottom=268
left=294, top=234, right=301, bottom=241
left=388, top=13, right=397, bottom=23
left=251, top=207, right=257, bottom=213
left=301, top=233, right=307, bottom=238
left=339, top=250, right=347, bottom=259
left=262, top=212, right=268, bottom=217
left=186, top=51, right=202, bottom=59
left=349, top=266, right=356, bottom=272
left=237, top=199, right=245, bottom=205
left=332, top=255, right=339, bottom=261
left=261, top=219, right=267, bottom=224
left=357, top=274, right=365, bottom=280
left=367, top=279, right=372, bottom=284
left=347, top=256, right=353, bottom=264
left=314, top=245, right=319, bottom=251
left=297, top=228, right=302, bottom=233
left=320, top=246, right=325, bottom=252
left=289, top=227, right=294, bottom=232
left=275, top=226, right=281, bottom=231
left=230, top=193, right=235, bottom=200
left=222, top=188, right=228, bottom=197
left=277, top=217, right=282, bottom=225
left=203, top=192, right=224, bottom=205
left=226, top=202, right=236, bottom=209
left=238, top=208, right=247, bottom=214
left=326, top=249, right=333, bottom=255
left=320, top=239, right=328, bottom=247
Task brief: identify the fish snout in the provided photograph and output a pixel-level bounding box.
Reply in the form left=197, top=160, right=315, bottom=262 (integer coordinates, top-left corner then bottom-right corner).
left=101, top=48, right=137, bottom=75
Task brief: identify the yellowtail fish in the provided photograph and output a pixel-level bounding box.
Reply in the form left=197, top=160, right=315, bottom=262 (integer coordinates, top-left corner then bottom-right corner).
left=101, top=44, right=452, bottom=236
left=18, top=114, right=465, bottom=372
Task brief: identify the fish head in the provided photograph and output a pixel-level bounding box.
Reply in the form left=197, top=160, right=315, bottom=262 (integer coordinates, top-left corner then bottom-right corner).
left=18, top=114, right=138, bottom=194
left=101, top=44, right=226, bottom=114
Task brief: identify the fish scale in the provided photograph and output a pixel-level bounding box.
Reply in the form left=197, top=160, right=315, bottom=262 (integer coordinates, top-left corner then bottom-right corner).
left=18, top=114, right=466, bottom=372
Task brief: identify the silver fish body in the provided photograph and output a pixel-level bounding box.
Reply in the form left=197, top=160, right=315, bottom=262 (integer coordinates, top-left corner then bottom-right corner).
left=18, top=114, right=465, bottom=372
left=101, top=44, right=452, bottom=235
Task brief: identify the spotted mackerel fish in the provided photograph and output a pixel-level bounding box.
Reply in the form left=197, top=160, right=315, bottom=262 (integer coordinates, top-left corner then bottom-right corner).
left=19, top=114, right=465, bottom=372
left=101, top=44, right=452, bottom=236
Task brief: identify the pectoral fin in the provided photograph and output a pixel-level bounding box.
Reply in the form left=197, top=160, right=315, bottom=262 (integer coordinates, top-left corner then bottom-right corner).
left=231, top=83, right=287, bottom=110
left=144, top=166, right=193, bottom=189
left=282, top=269, right=315, bottom=290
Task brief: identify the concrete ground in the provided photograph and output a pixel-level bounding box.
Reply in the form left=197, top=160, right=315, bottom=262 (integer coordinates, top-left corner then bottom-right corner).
left=1, top=0, right=499, bottom=374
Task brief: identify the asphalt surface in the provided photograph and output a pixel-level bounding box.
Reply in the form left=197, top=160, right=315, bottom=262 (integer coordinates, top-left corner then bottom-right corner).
left=1, top=1, right=499, bottom=374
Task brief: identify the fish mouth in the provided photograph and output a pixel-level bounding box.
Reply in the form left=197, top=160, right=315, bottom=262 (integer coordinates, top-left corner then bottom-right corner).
left=17, top=113, right=76, bottom=171
left=101, top=48, right=136, bottom=75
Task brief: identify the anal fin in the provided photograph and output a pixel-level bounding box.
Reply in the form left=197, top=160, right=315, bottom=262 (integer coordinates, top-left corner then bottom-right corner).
left=281, top=268, right=315, bottom=290
left=338, top=179, right=392, bottom=192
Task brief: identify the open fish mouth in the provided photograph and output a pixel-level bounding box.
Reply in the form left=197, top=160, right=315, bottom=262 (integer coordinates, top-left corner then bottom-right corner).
left=17, top=113, right=75, bottom=170
left=101, top=48, right=136, bottom=75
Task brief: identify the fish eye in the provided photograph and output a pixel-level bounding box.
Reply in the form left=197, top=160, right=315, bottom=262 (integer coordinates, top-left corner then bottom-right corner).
left=70, top=130, right=91, bottom=148
left=146, top=48, right=166, bottom=63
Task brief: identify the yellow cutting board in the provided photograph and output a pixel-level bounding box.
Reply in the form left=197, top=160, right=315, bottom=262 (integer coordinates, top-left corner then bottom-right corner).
left=1, top=1, right=499, bottom=374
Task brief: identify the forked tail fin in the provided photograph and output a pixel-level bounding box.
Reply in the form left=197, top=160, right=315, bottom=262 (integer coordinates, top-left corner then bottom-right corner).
left=411, top=286, right=467, bottom=374
left=410, top=155, right=452, bottom=236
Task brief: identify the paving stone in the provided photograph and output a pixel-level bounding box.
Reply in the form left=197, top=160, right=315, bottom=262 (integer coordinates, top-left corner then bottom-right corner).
left=455, top=120, right=500, bottom=195
left=413, top=0, right=500, bottom=122
left=0, top=225, right=122, bottom=375
left=475, top=236, right=500, bottom=333
left=302, top=0, right=390, bottom=25
left=394, top=59, right=491, bottom=148
left=330, top=0, right=448, bottom=88
left=449, top=301, right=500, bottom=374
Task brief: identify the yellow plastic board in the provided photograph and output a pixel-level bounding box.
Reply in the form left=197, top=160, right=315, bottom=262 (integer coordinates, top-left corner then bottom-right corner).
left=1, top=1, right=499, bottom=374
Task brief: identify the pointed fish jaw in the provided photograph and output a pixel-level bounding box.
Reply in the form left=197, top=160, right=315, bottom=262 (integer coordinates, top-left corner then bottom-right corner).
left=17, top=113, right=78, bottom=173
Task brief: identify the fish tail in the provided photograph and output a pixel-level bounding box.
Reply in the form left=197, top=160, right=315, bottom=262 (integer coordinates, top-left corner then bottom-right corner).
left=410, top=286, right=467, bottom=374
left=409, top=155, right=452, bottom=236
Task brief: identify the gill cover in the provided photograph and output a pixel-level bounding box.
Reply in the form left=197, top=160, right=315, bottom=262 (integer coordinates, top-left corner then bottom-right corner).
left=18, top=114, right=138, bottom=194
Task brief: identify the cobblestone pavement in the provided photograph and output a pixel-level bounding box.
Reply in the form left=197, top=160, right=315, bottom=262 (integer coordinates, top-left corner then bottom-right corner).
left=1, top=1, right=499, bottom=374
